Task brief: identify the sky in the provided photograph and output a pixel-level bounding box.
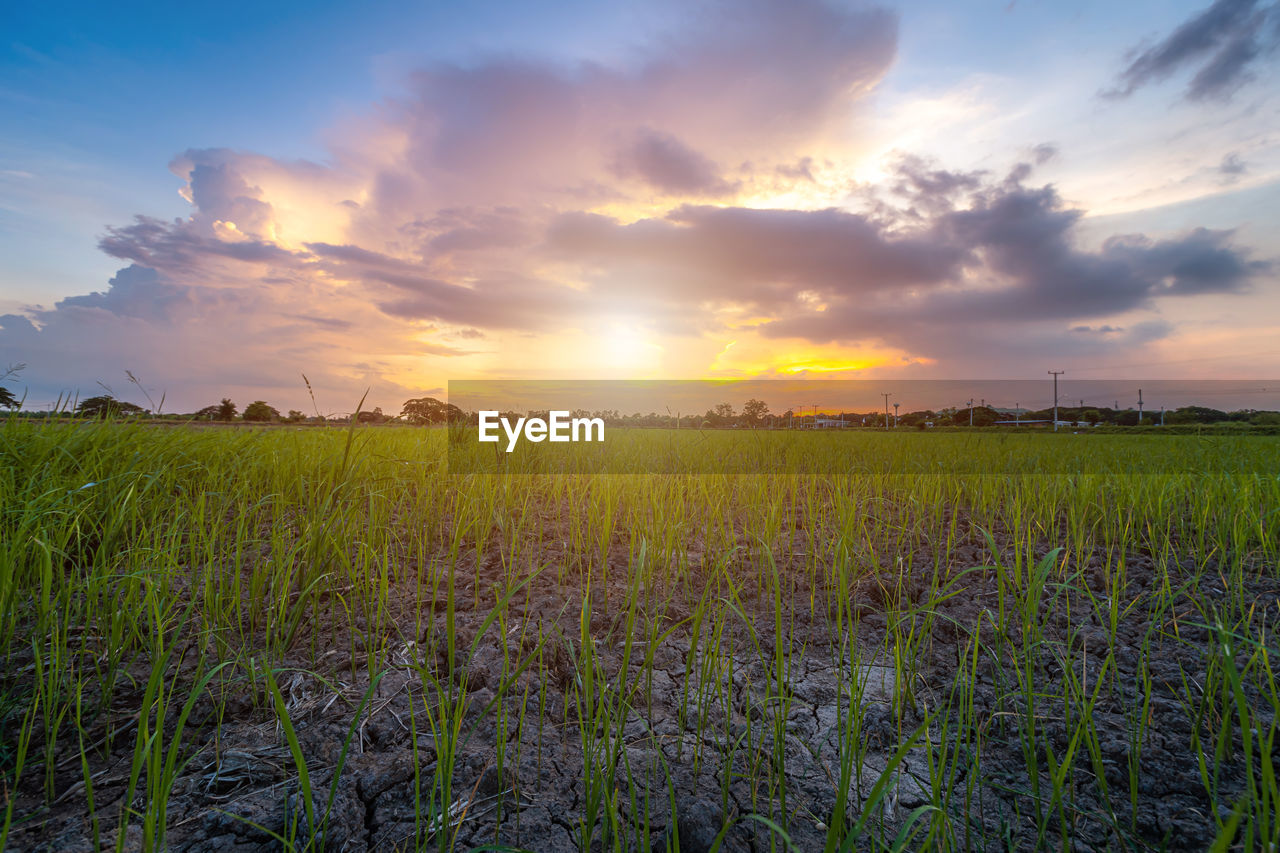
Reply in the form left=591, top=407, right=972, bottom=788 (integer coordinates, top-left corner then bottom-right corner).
left=1, top=0, right=1279, bottom=415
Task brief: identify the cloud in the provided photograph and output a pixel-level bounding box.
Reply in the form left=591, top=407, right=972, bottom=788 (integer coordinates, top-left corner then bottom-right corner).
left=100, top=216, right=299, bottom=268
left=546, top=204, right=963, bottom=311
left=534, top=154, right=1270, bottom=370
left=3, top=0, right=902, bottom=401
left=1071, top=325, right=1124, bottom=333
left=2, top=0, right=1274, bottom=408
left=1218, top=152, right=1248, bottom=178
left=888, top=154, right=985, bottom=216
left=609, top=129, right=738, bottom=196
left=186, top=162, right=275, bottom=238
left=1106, top=0, right=1280, bottom=102
left=337, top=0, right=897, bottom=231
left=757, top=161, right=1270, bottom=350
left=1100, top=227, right=1267, bottom=295
left=419, top=208, right=534, bottom=253
left=56, top=265, right=190, bottom=323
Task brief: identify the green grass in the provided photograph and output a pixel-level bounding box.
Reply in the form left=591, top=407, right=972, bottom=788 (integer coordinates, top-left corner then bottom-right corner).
left=0, top=419, right=1277, bottom=851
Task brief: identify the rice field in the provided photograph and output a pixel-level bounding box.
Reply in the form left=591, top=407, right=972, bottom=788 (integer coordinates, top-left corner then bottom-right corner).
left=1, top=419, right=1278, bottom=851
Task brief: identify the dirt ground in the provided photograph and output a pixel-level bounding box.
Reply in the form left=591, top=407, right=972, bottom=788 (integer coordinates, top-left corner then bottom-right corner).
left=6, top=521, right=1277, bottom=852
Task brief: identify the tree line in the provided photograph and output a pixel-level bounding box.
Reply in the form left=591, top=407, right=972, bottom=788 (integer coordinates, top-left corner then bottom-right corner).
left=5, top=392, right=1279, bottom=430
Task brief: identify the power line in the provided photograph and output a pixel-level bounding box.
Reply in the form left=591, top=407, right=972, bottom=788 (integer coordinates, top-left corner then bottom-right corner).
left=1048, top=370, right=1064, bottom=432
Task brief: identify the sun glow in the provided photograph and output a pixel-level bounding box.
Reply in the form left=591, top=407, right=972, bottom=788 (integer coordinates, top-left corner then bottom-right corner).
left=779, top=359, right=879, bottom=374
left=704, top=334, right=905, bottom=378
left=600, top=322, right=662, bottom=370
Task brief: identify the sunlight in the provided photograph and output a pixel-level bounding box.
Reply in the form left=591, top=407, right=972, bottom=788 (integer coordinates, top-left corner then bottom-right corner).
left=600, top=321, right=662, bottom=371
left=778, top=359, right=879, bottom=374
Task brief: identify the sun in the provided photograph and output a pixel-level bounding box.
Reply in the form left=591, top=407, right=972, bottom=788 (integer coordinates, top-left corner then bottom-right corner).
left=601, top=321, right=662, bottom=371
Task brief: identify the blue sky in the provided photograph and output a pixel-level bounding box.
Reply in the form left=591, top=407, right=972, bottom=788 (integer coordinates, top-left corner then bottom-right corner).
left=1, top=0, right=1278, bottom=411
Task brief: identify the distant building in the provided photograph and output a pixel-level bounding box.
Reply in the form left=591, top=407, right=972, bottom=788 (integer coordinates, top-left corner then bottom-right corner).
left=995, top=419, right=1098, bottom=428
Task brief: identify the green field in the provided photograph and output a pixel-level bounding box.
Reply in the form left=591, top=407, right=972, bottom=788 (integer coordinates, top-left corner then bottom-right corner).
left=1, top=421, right=1278, bottom=851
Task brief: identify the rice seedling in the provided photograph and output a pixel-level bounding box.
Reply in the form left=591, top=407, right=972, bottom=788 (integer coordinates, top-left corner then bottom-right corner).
left=0, top=418, right=1276, bottom=850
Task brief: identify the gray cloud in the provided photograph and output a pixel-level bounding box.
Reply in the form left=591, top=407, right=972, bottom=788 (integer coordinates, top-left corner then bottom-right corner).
left=101, top=216, right=298, bottom=268
left=775, top=157, right=816, bottom=182
left=752, top=163, right=1270, bottom=347
left=889, top=154, right=986, bottom=217
left=1107, top=0, right=1279, bottom=102
left=417, top=208, right=534, bottom=254
left=354, top=0, right=898, bottom=222
left=0, top=314, right=38, bottom=335
left=371, top=272, right=587, bottom=330
left=1219, top=152, right=1248, bottom=175
left=186, top=162, right=274, bottom=237
left=56, top=265, right=190, bottom=323
left=1031, top=143, right=1059, bottom=165
left=610, top=129, right=738, bottom=196
left=546, top=204, right=963, bottom=312
left=303, top=241, right=587, bottom=330
left=1100, top=227, right=1267, bottom=295
left=538, top=157, right=1270, bottom=364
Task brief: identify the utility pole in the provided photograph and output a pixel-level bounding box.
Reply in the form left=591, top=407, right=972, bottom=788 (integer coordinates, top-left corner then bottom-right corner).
left=1137, top=389, right=1144, bottom=425
left=1160, top=406, right=1165, bottom=427
left=968, top=399, right=974, bottom=428
left=1048, top=370, right=1064, bottom=432
left=1015, top=402, right=1020, bottom=425
left=881, top=393, right=891, bottom=430
left=893, top=402, right=900, bottom=428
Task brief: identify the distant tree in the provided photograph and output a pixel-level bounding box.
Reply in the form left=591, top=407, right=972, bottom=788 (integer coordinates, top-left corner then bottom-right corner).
left=217, top=398, right=237, bottom=420
left=242, top=400, right=280, bottom=422
left=1, top=363, right=25, bottom=410
left=401, top=397, right=464, bottom=425
left=76, top=395, right=144, bottom=419
left=1082, top=409, right=1101, bottom=426
left=1169, top=405, right=1228, bottom=425
left=714, top=402, right=735, bottom=420
left=741, top=398, right=769, bottom=426
left=284, top=409, right=306, bottom=423
left=357, top=406, right=386, bottom=424
left=950, top=406, right=1000, bottom=427
left=192, top=405, right=221, bottom=420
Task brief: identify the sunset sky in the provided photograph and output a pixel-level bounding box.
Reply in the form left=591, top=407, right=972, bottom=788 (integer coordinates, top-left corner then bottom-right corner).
left=2, top=0, right=1278, bottom=414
